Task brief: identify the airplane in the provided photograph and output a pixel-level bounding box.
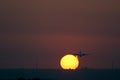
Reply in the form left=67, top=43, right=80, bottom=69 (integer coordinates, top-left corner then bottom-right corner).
left=73, top=50, right=88, bottom=57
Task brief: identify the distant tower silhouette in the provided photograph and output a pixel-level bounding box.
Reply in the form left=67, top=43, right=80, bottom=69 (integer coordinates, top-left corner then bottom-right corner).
left=112, top=60, right=114, bottom=69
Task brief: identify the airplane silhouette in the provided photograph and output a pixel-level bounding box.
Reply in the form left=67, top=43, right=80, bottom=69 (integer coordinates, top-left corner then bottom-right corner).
left=73, top=50, right=88, bottom=57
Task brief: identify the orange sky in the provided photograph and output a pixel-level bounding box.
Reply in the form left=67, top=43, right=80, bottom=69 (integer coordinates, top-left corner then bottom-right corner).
left=0, top=0, right=120, bottom=69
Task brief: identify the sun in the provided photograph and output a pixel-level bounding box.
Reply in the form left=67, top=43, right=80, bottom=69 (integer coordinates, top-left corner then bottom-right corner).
left=60, top=54, right=79, bottom=70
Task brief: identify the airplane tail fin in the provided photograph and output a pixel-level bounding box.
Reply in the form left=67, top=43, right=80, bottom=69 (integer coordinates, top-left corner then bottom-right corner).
left=79, top=50, right=83, bottom=55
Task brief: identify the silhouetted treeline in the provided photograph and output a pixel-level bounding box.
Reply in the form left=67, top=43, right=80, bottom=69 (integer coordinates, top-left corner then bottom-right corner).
left=0, top=69, right=120, bottom=80
left=17, top=77, right=52, bottom=80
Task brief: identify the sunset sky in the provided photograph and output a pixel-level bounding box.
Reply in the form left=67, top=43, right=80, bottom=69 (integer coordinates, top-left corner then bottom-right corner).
left=0, top=0, right=120, bottom=69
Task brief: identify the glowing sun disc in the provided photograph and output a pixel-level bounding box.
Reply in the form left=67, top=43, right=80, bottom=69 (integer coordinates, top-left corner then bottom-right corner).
left=60, top=54, right=79, bottom=70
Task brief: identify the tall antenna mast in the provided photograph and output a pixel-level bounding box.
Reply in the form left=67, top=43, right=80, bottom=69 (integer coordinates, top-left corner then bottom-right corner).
left=112, top=60, right=114, bottom=69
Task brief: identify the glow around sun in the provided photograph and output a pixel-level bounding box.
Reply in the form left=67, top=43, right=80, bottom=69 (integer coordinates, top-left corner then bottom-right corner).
left=60, top=54, right=79, bottom=70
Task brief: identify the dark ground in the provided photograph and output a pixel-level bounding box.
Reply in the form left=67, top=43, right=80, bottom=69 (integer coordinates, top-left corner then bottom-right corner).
left=0, top=69, right=120, bottom=80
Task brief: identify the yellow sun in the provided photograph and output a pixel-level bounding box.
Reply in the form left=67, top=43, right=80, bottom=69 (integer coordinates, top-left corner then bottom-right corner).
left=60, top=54, right=79, bottom=70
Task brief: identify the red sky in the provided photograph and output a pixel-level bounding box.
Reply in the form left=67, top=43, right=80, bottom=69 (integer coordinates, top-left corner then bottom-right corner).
left=0, top=0, right=120, bottom=69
